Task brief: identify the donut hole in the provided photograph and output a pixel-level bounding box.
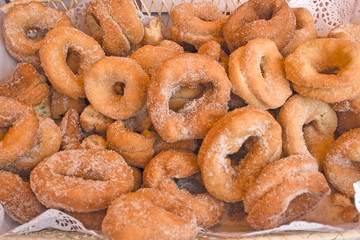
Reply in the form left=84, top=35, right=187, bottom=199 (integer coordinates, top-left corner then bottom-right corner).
left=113, top=82, right=125, bottom=96
left=60, top=169, right=105, bottom=181
left=66, top=50, right=81, bottom=75
left=175, top=172, right=207, bottom=194
left=260, top=55, right=266, bottom=78
left=319, top=67, right=340, bottom=75
left=169, top=84, right=208, bottom=112
left=26, top=27, right=48, bottom=42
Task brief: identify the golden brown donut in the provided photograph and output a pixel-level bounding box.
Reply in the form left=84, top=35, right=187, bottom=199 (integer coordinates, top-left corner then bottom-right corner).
left=79, top=134, right=107, bottom=150
left=143, top=150, right=225, bottom=228
left=2, top=2, right=73, bottom=67
left=102, top=188, right=197, bottom=240
left=0, top=63, right=49, bottom=106
left=229, top=38, right=292, bottom=109
left=169, top=2, right=227, bottom=49
left=59, top=108, right=83, bottom=151
left=198, top=106, right=282, bottom=202
left=223, top=0, right=295, bottom=52
left=80, top=105, right=114, bottom=135
left=50, top=88, right=87, bottom=120
left=40, top=26, right=105, bottom=99
left=285, top=38, right=360, bottom=103
left=148, top=53, right=231, bottom=142
left=30, top=149, right=134, bottom=212
left=197, top=40, right=229, bottom=70
left=86, top=0, right=144, bottom=56
left=0, top=96, right=39, bottom=164
left=143, top=18, right=163, bottom=46
left=129, top=40, right=184, bottom=78
left=277, top=95, right=337, bottom=168
left=328, top=23, right=360, bottom=42
left=84, top=57, right=149, bottom=120
left=131, top=167, right=142, bottom=192
left=281, top=8, right=317, bottom=57
left=324, top=128, right=360, bottom=198
left=0, top=170, right=46, bottom=224
left=243, top=155, right=330, bottom=230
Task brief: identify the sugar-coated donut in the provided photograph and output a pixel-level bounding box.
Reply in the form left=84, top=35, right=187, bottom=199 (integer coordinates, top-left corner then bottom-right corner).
left=84, top=57, right=149, bottom=120
left=223, top=0, right=295, bottom=52
left=50, top=88, right=87, bottom=119
left=30, top=149, right=134, bottom=212
left=328, top=23, right=360, bottom=42
left=102, top=188, right=197, bottom=240
left=170, top=2, right=227, bottom=49
left=243, top=155, right=330, bottom=230
left=2, top=2, right=73, bottom=67
left=229, top=38, right=292, bottom=109
left=198, top=106, right=282, bottom=202
left=277, top=95, right=337, bottom=168
left=59, top=108, right=83, bottom=150
left=143, top=150, right=225, bottom=228
left=40, top=26, right=105, bottom=99
left=148, top=53, right=231, bottom=142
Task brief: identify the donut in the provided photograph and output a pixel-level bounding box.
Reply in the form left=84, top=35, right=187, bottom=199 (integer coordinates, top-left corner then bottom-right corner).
left=0, top=170, right=46, bottom=224
left=285, top=38, right=360, bottom=103
left=86, top=0, right=144, bottom=56
left=198, top=106, right=282, bottom=202
left=79, top=134, right=107, bottom=150
left=129, top=40, right=184, bottom=78
left=143, top=150, right=225, bottom=228
left=66, top=210, right=106, bottom=230
left=168, top=85, right=206, bottom=112
left=328, top=23, right=360, bottom=42
left=148, top=53, right=231, bottom=142
left=122, top=105, right=151, bottom=133
left=131, top=167, right=142, bottom=192
left=0, top=63, right=49, bottom=106
left=169, top=2, right=227, bottom=49
left=243, top=155, right=330, bottom=230
left=30, top=149, right=134, bottom=212
left=106, top=121, right=155, bottom=168
left=59, top=109, right=83, bottom=150
left=223, top=0, right=296, bottom=52
left=197, top=40, right=229, bottom=70
left=84, top=57, right=149, bottom=120
left=143, top=18, right=163, bottom=46
left=2, top=2, right=73, bottom=67
left=40, top=26, right=105, bottom=99
left=277, top=95, right=337, bottom=168
left=281, top=8, right=317, bottom=57
left=1, top=116, right=61, bottom=175
left=0, top=96, right=39, bottom=164
left=228, top=38, right=292, bottom=109
left=50, top=88, right=87, bottom=119
left=80, top=105, right=114, bottom=135
left=324, top=128, right=360, bottom=198
left=102, top=188, right=197, bottom=240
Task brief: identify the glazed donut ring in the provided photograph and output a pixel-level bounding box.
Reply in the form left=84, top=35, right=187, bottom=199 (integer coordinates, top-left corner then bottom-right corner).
left=285, top=38, right=360, bottom=103
left=2, top=2, right=73, bottom=67
left=223, top=0, right=295, bottom=52
left=198, top=106, right=282, bottom=202
left=281, top=8, right=317, bottom=57
left=277, top=95, right=337, bottom=168
left=169, top=2, right=227, bottom=49
left=84, top=57, right=149, bottom=120
left=324, top=128, right=360, bottom=198
left=0, top=96, right=39, bottom=164
left=0, top=170, right=46, bottom=224
left=102, top=188, right=197, bottom=240
left=328, top=23, right=360, bottom=42
left=30, top=149, right=134, bottom=212
left=228, top=38, right=292, bottom=109
left=40, top=26, right=105, bottom=99
left=143, top=150, right=225, bottom=228
left=243, top=155, right=330, bottom=230
left=148, top=53, right=231, bottom=142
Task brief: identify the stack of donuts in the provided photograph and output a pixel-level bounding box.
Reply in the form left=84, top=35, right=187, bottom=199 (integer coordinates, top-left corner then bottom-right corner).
left=1, top=0, right=360, bottom=238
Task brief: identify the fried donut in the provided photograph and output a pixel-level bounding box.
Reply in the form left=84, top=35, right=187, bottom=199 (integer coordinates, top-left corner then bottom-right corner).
left=79, top=135, right=107, bottom=150
left=2, top=2, right=73, bottom=67
left=59, top=109, right=83, bottom=150
left=1, top=116, right=61, bottom=175
left=50, top=88, right=87, bottom=119
left=0, top=96, right=39, bottom=164
left=143, top=150, right=225, bottom=228
left=30, top=149, right=134, bottom=212
left=281, top=8, right=317, bottom=57
left=324, top=128, right=360, bottom=198
left=86, top=0, right=144, bottom=56
left=198, top=40, right=229, bottom=70
left=243, top=155, right=330, bottom=230
left=285, top=38, right=360, bottom=103
left=143, top=18, right=163, bottom=46
left=0, top=63, right=49, bottom=106
left=169, top=2, right=227, bottom=49
left=0, top=170, right=46, bottom=224
left=148, top=53, right=231, bottom=142
left=40, top=26, right=105, bottom=99
left=229, top=38, right=292, bottom=109
left=102, top=188, right=197, bottom=240
left=277, top=95, right=337, bottom=168
left=223, top=0, right=295, bottom=52
left=80, top=105, right=114, bottom=135
left=129, top=40, right=184, bottom=78
left=328, top=23, right=360, bottom=42
left=198, top=106, right=282, bottom=202
left=84, top=57, right=149, bottom=120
